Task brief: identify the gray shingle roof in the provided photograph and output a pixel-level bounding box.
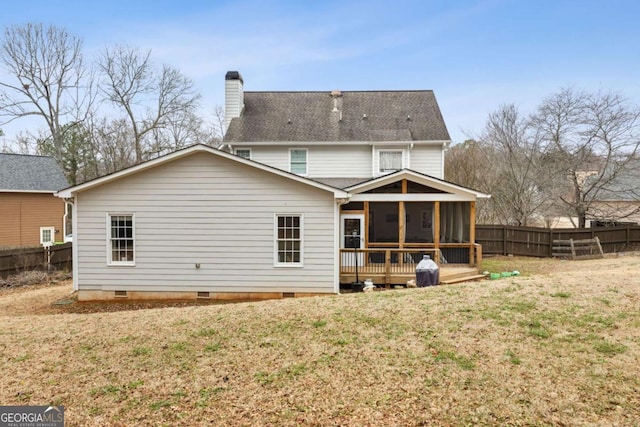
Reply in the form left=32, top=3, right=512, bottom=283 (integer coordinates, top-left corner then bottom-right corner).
left=0, top=153, right=68, bottom=192
left=224, top=91, right=450, bottom=142
left=310, top=177, right=371, bottom=189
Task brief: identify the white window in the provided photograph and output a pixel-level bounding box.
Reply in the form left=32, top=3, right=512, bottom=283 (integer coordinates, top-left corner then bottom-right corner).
left=275, top=214, right=303, bottom=266
left=235, top=148, right=251, bottom=159
left=379, top=150, right=403, bottom=173
left=107, top=214, right=135, bottom=265
left=40, top=227, right=55, bottom=246
left=290, top=149, right=308, bottom=175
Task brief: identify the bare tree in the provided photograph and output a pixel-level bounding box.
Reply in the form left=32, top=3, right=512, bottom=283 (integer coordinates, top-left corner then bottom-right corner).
left=445, top=139, right=497, bottom=224
left=534, top=88, right=640, bottom=227
left=480, top=104, right=557, bottom=226
left=0, top=23, right=94, bottom=167
left=98, top=46, right=201, bottom=163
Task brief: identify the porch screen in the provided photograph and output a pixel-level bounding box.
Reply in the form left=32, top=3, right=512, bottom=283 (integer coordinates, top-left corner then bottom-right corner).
left=439, top=202, right=470, bottom=243
left=368, top=202, right=399, bottom=243
left=405, top=202, right=434, bottom=243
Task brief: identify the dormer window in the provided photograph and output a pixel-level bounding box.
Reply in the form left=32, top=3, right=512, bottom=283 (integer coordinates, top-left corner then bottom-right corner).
left=235, top=148, right=251, bottom=159
left=379, top=150, right=403, bottom=173
left=290, top=149, right=308, bottom=175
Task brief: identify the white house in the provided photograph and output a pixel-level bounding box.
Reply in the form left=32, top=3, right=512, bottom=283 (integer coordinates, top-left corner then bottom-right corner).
left=57, top=72, right=489, bottom=301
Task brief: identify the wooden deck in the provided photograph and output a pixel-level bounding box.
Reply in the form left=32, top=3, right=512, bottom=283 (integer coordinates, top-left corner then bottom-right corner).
left=340, top=264, right=480, bottom=286
left=339, top=247, right=482, bottom=286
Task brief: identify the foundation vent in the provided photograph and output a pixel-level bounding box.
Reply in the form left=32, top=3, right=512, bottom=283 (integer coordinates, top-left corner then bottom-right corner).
left=114, top=290, right=128, bottom=298
left=197, top=291, right=210, bottom=299
left=283, top=292, right=295, bottom=298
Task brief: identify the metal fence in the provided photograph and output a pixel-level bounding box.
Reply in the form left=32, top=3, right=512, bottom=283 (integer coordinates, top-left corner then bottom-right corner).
left=0, top=243, right=72, bottom=279
left=476, top=225, right=640, bottom=257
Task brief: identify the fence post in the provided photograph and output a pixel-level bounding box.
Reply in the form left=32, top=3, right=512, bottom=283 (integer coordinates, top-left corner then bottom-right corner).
left=627, top=226, right=630, bottom=248
left=548, top=228, right=553, bottom=258
left=503, top=225, right=507, bottom=256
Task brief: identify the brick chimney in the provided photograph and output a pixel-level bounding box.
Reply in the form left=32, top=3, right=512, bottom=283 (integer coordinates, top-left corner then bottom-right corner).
left=224, top=71, right=244, bottom=132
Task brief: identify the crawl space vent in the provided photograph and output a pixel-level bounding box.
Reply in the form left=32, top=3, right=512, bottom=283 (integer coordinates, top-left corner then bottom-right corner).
left=114, top=290, right=128, bottom=298
left=197, top=291, right=210, bottom=299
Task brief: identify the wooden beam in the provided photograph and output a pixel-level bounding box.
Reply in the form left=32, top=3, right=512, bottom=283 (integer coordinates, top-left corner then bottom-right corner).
left=401, top=179, right=408, bottom=194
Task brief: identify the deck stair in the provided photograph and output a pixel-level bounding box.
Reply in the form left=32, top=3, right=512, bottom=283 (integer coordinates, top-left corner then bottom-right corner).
left=440, top=274, right=487, bottom=285
left=438, top=266, right=483, bottom=285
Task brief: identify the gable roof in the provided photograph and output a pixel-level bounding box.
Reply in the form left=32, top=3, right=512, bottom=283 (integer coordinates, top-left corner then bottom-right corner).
left=0, top=153, right=68, bottom=192
left=56, top=144, right=350, bottom=199
left=345, top=169, right=491, bottom=199
left=224, top=91, right=451, bottom=143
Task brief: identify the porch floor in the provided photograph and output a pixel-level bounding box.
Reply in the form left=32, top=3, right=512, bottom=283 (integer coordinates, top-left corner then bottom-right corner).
left=340, top=264, right=480, bottom=287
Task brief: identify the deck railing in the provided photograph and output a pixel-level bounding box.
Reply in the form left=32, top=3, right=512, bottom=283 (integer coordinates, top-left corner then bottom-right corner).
left=339, top=244, right=482, bottom=285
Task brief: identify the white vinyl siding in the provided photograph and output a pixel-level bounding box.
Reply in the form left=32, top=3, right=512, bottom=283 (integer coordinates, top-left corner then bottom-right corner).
left=289, top=149, right=308, bottom=175
left=74, top=152, right=336, bottom=294
left=248, top=145, right=372, bottom=178
left=409, top=144, right=445, bottom=178
left=107, top=214, right=135, bottom=265
left=274, top=214, right=303, bottom=266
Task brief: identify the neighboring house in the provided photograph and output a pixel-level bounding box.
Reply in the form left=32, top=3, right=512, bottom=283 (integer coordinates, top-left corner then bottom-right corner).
left=0, top=153, right=69, bottom=248
left=531, top=163, right=640, bottom=228
left=584, top=162, right=640, bottom=227
left=58, top=72, right=489, bottom=301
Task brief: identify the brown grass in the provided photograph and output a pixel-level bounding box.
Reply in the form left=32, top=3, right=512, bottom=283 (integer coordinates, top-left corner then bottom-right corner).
left=1, top=254, right=639, bottom=426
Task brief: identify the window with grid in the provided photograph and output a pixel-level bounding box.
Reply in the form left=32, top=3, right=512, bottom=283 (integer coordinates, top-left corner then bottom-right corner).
left=379, top=150, right=403, bottom=173
left=235, top=148, right=251, bottom=159
left=275, top=214, right=302, bottom=266
left=40, top=227, right=55, bottom=246
left=108, top=214, right=134, bottom=265
left=290, top=149, right=307, bottom=175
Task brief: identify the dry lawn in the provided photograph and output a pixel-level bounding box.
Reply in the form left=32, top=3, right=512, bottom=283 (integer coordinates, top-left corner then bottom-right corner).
left=1, top=255, right=639, bottom=426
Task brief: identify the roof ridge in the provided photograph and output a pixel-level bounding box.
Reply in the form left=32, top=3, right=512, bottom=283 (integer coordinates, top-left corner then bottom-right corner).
left=0, top=152, right=55, bottom=159
left=245, top=90, right=436, bottom=94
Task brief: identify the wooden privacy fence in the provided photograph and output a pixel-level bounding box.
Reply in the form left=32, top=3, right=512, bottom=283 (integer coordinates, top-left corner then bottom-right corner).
left=476, top=225, right=640, bottom=257
left=0, top=243, right=72, bottom=279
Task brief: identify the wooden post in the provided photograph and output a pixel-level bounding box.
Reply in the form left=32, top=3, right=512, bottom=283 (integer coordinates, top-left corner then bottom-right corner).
left=385, top=250, right=391, bottom=288
left=398, top=201, right=405, bottom=249
left=503, top=225, right=508, bottom=256
left=469, top=201, right=476, bottom=266
left=434, top=201, right=440, bottom=249
left=364, top=202, right=369, bottom=250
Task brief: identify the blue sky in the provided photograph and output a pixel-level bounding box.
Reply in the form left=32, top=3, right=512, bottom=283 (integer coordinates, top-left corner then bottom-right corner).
left=1, top=0, right=639, bottom=144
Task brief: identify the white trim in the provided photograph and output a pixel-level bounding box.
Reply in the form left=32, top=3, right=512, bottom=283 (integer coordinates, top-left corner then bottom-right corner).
left=346, top=169, right=491, bottom=199
left=273, top=213, right=304, bottom=268
left=71, top=196, right=78, bottom=291
left=56, top=144, right=348, bottom=199
left=106, top=213, right=136, bottom=267
left=234, top=147, right=251, bottom=159
left=351, top=194, right=476, bottom=202
left=0, top=189, right=57, bottom=194
left=224, top=140, right=449, bottom=147
left=333, top=201, right=341, bottom=294
left=289, top=148, right=308, bottom=176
